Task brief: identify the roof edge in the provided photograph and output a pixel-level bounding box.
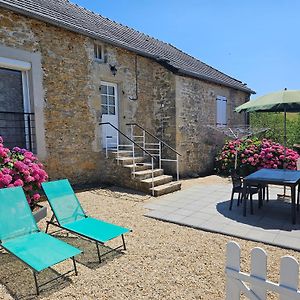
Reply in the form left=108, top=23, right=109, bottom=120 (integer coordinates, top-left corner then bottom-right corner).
left=0, top=1, right=255, bottom=94
left=176, top=69, right=255, bottom=94
left=0, top=2, right=160, bottom=59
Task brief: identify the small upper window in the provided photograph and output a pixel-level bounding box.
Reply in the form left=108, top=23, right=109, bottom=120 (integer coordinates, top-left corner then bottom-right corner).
left=94, top=43, right=104, bottom=62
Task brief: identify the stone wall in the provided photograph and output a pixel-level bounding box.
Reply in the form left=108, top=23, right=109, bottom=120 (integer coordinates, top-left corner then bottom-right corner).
left=87, top=43, right=176, bottom=151
left=0, top=9, right=99, bottom=183
left=0, top=8, right=177, bottom=184
left=0, top=8, right=250, bottom=183
left=175, top=75, right=249, bottom=176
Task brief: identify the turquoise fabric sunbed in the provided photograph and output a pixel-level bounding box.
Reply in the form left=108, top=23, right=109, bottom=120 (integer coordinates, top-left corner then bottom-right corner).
left=0, top=187, right=81, bottom=295
left=42, top=179, right=131, bottom=263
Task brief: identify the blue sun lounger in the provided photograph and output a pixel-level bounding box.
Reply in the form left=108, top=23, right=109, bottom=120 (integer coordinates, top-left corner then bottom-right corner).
left=42, top=179, right=131, bottom=263
left=0, top=187, right=81, bottom=295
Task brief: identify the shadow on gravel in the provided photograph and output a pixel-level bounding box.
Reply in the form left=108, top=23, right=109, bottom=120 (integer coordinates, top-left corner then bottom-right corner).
left=0, top=249, right=73, bottom=300
left=51, top=232, right=124, bottom=269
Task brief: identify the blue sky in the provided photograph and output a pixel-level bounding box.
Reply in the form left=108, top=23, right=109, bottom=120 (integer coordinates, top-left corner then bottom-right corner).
left=72, top=0, right=300, bottom=98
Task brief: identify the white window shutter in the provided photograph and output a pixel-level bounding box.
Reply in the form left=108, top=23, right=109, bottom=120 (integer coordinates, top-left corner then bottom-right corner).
left=216, top=96, right=227, bottom=126
left=216, top=98, right=222, bottom=125
left=222, top=97, right=227, bottom=125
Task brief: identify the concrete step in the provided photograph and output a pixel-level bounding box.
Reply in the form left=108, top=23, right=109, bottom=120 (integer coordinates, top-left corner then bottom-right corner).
left=141, top=175, right=173, bottom=188
left=133, top=169, right=163, bottom=180
left=124, top=163, right=153, bottom=172
left=110, top=150, right=133, bottom=158
left=116, top=156, right=144, bottom=165
left=150, top=181, right=181, bottom=197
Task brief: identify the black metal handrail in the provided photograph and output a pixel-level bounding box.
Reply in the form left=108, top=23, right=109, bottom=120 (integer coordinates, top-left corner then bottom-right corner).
left=99, top=122, right=156, bottom=159
left=0, top=111, right=34, bottom=115
left=0, top=111, right=36, bottom=152
left=126, top=122, right=181, bottom=156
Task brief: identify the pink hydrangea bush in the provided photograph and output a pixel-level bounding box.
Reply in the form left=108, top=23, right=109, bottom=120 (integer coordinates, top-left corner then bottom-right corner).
left=215, top=138, right=299, bottom=176
left=0, top=136, right=48, bottom=208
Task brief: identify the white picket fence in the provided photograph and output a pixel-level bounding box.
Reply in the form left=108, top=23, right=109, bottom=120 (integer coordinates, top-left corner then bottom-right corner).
left=225, top=241, right=300, bottom=300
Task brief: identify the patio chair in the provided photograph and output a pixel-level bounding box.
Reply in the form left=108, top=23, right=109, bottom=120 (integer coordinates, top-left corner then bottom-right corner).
left=42, top=179, right=131, bottom=263
left=0, top=187, right=81, bottom=295
left=229, top=170, right=261, bottom=214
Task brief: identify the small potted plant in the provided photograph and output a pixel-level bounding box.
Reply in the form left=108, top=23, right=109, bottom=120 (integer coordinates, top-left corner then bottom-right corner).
left=0, top=137, right=48, bottom=222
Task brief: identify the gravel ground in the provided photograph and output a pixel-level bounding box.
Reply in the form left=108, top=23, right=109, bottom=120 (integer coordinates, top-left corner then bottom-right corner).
left=1, top=176, right=300, bottom=299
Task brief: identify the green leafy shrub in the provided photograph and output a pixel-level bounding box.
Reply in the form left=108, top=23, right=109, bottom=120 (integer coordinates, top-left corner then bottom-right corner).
left=250, top=112, right=300, bottom=148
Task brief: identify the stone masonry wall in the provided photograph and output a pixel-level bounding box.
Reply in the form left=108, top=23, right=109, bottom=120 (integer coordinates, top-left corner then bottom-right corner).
left=0, top=8, right=251, bottom=183
left=0, top=9, right=102, bottom=183
left=0, top=8, right=177, bottom=184
left=87, top=43, right=176, bottom=152
left=175, top=75, right=249, bottom=176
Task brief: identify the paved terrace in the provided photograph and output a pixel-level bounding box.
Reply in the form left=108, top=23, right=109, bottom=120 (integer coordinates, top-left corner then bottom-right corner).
left=144, top=180, right=300, bottom=251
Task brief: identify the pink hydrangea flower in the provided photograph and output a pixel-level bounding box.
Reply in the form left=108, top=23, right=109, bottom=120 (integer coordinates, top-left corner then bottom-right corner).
left=1, top=174, right=12, bottom=185
left=0, top=136, right=48, bottom=207
left=216, top=137, right=299, bottom=175
left=32, top=193, right=41, bottom=201
left=14, top=179, right=24, bottom=187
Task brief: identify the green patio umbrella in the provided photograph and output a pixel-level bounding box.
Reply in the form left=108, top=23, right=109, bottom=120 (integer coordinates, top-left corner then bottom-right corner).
left=235, top=89, right=300, bottom=160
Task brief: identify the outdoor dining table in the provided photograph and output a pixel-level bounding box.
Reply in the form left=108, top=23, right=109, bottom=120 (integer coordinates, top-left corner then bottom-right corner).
left=243, top=168, right=300, bottom=224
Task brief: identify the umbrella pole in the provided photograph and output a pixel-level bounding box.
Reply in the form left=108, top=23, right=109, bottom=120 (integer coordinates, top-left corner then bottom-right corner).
left=234, top=142, right=238, bottom=170
left=277, top=101, right=289, bottom=199
left=283, top=105, right=287, bottom=196
left=284, top=105, right=287, bottom=163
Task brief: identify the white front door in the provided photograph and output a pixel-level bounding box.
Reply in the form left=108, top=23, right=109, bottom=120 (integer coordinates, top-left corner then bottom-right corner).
left=100, top=81, right=119, bottom=148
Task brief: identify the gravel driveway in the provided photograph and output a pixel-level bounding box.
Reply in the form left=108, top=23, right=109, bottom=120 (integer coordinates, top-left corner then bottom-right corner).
left=0, top=176, right=299, bottom=299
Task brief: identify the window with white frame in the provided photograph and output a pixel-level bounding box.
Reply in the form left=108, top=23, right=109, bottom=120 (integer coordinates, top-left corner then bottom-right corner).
left=94, top=43, right=104, bottom=62
left=0, top=57, right=36, bottom=152
left=216, top=96, right=227, bottom=126
left=100, top=83, right=116, bottom=115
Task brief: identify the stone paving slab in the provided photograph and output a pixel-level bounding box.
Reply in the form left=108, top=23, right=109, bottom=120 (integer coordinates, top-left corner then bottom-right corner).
left=144, top=183, right=300, bottom=251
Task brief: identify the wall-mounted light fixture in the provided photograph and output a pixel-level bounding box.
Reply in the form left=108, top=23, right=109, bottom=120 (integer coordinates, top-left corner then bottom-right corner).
left=109, top=64, right=117, bottom=76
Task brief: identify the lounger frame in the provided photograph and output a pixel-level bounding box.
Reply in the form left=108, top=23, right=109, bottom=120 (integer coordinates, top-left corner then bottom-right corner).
left=0, top=234, right=78, bottom=295
left=45, top=213, right=127, bottom=263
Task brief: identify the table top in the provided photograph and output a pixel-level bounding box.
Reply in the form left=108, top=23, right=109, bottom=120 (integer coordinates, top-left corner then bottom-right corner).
left=244, top=168, right=300, bottom=185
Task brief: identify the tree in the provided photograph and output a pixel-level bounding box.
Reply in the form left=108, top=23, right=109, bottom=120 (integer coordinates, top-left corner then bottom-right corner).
left=250, top=112, right=300, bottom=148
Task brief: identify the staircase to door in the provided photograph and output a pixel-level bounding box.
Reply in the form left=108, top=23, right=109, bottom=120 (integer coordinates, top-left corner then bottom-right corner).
left=100, top=122, right=181, bottom=196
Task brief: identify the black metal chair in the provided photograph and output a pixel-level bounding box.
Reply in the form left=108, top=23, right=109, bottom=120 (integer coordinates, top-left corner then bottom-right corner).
left=229, top=170, right=261, bottom=214
left=260, top=183, right=269, bottom=204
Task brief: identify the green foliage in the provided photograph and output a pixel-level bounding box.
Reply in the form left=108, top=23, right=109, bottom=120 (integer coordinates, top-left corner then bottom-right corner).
left=250, top=112, right=300, bottom=148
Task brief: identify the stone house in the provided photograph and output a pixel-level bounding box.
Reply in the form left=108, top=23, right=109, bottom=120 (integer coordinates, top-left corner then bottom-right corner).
left=0, top=0, right=254, bottom=194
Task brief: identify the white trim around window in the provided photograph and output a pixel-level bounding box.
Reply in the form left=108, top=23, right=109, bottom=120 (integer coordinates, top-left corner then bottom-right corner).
left=94, top=42, right=104, bottom=62
left=0, top=56, right=31, bottom=71
left=0, top=45, right=46, bottom=160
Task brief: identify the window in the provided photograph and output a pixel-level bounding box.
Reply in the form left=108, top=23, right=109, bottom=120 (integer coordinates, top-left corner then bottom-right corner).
left=0, top=67, right=36, bottom=152
left=0, top=46, right=46, bottom=160
left=100, top=83, right=116, bottom=115
left=94, top=43, right=104, bottom=62
left=216, top=96, right=227, bottom=126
